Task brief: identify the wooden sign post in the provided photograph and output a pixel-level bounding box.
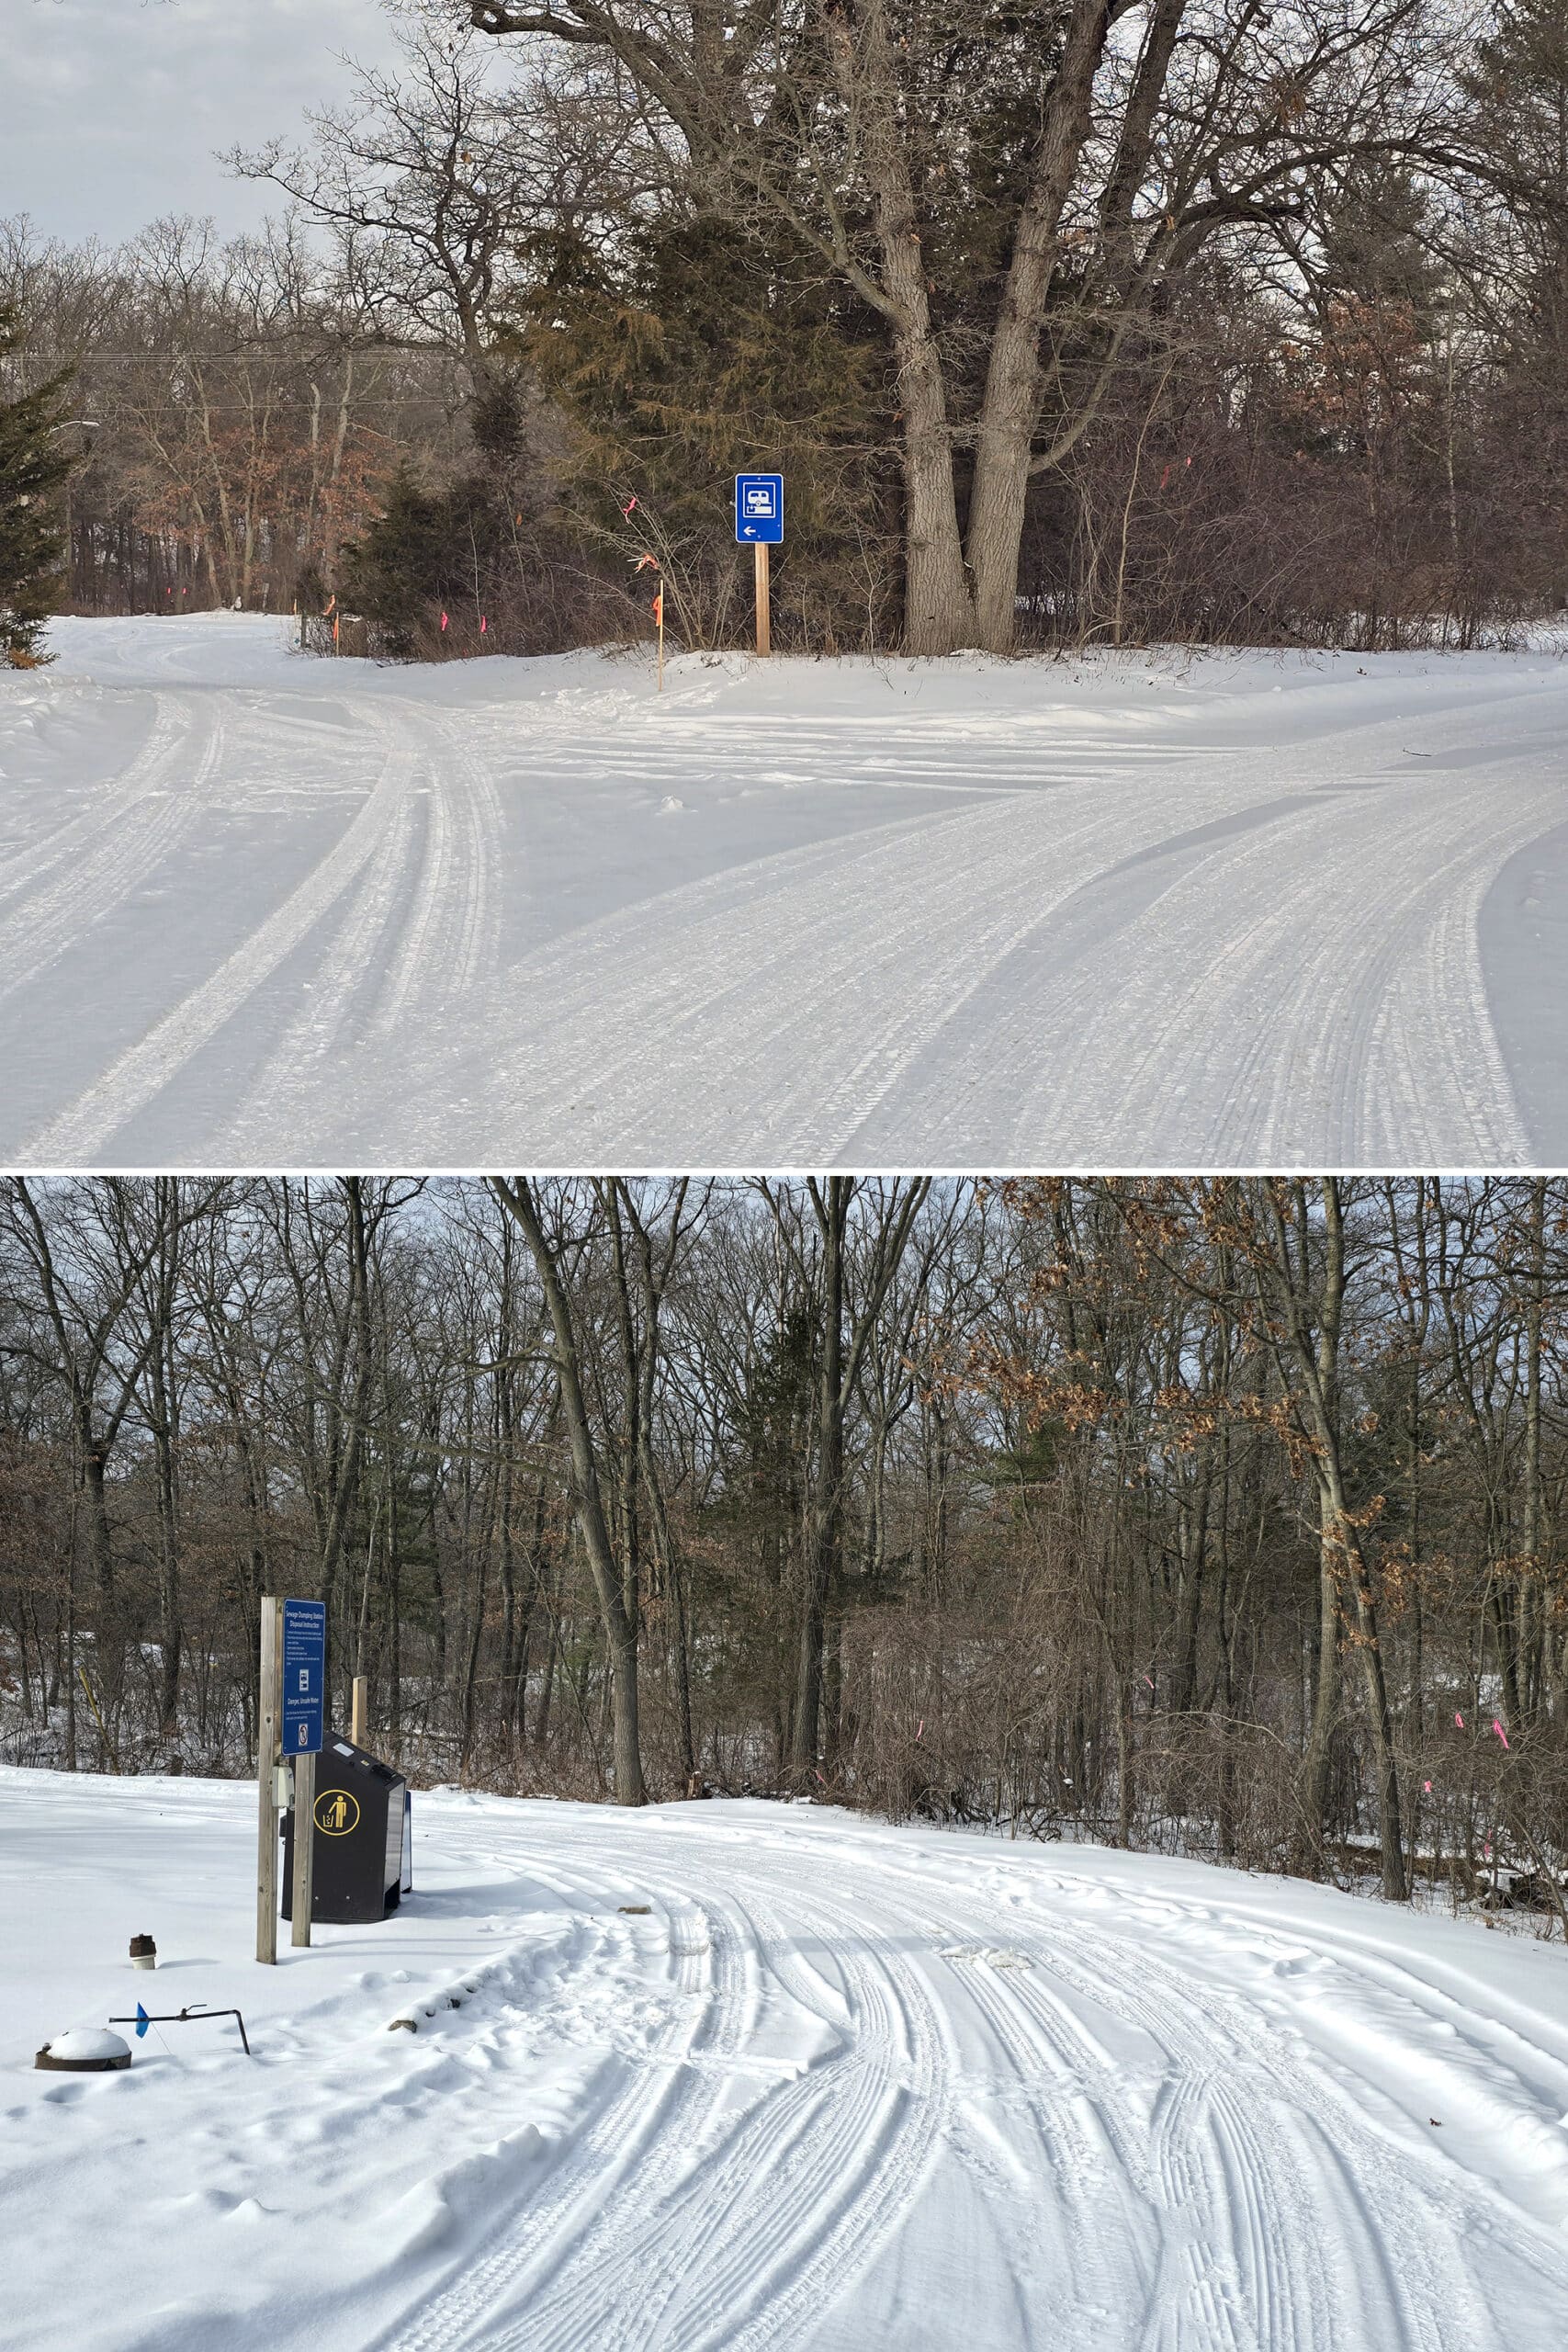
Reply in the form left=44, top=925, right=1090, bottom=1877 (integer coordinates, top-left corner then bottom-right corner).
left=351, top=1674, right=368, bottom=1747
left=258, top=1594, right=326, bottom=1962
left=754, top=544, right=771, bottom=658
left=290, top=1749, right=316, bottom=1948
left=255, top=1596, right=281, bottom=1964
left=735, top=474, right=782, bottom=657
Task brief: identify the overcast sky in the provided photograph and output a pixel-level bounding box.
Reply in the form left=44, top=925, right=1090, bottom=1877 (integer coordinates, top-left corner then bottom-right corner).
left=4, top=0, right=411, bottom=245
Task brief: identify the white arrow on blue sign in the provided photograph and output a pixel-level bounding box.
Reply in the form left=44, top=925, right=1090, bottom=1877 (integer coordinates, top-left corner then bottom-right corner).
left=281, top=1598, right=326, bottom=1754
left=735, top=473, right=784, bottom=545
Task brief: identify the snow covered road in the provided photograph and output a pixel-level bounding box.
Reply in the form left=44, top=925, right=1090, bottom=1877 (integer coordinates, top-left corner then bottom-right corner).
left=2, top=616, right=1566, bottom=1165
left=6, top=1770, right=1568, bottom=2352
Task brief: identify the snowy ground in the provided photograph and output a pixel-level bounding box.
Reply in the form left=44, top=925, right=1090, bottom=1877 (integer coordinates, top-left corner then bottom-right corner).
left=2, top=616, right=1565, bottom=1167
left=5, top=1769, right=1568, bottom=2352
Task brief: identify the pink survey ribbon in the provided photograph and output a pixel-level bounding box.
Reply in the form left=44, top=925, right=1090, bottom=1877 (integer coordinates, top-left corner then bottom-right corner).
left=1493, top=1719, right=1509, bottom=1748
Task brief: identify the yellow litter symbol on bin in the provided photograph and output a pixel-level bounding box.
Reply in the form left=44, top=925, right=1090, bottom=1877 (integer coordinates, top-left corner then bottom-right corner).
left=314, top=1789, right=360, bottom=1836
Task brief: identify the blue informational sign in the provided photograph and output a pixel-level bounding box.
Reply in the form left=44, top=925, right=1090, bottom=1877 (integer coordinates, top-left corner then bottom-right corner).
left=735, top=473, right=784, bottom=544
left=281, top=1598, right=326, bottom=1754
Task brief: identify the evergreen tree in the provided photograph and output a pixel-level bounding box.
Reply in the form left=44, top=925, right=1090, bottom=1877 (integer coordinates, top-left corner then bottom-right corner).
left=511, top=214, right=897, bottom=649
left=0, top=307, right=77, bottom=667
left=341, top=382, right=590, bottom=659
left=341, top=463, right=459, bottom=657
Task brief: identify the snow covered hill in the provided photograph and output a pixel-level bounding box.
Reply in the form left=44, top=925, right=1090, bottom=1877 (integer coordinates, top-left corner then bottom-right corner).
left=4, top=1769, right=1567, bottom=2351
left=3, top=616, right=1566, bottom=1166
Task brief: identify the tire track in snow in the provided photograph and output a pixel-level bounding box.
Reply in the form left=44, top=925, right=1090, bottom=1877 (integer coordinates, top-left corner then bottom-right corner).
left=436, top=763, right=1274, bottom=1165
left=358, top=1808, right=1568, bottom=2352
left=1139, top=2075, right=1247, bottom=2352
left=0, top=689, right=187, bottom=900
left=1011, top=767, right=1542, bottom=1165
left=691, top=1829, right=1541, bottom=2352
left=200, top=718, right=424, bottom=1149
left=426, top=683, right=1566, bottom=1166
left=416, top=1842, right=951, bottom=2352
left=364, top=707, right=502, bottom=1038
left=847, top=735, right=1559, bottom=1166
left=14, top=726, right=418, bottom=1164
left=829, top=1862, right=1254, bottom=2345
left=977, top=1876, right=1542, bottom=2351
left=596, top=1835, right=1324, bottom=2351
left=909, top=1861, right=1486, bottom=2349
left=209, top=705, right=503, bottom=1157
left=379, top=1871, right=755, bottom=2352
left=0, top=698, right=227, bottom=1004
left=648, top=1876, right=949, bottom=2352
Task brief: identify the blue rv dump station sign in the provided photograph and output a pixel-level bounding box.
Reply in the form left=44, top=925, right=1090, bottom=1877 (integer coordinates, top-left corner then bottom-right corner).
left=735, top=474, right=784, bottom=544
left=281, top=1598, right=326, bottom=1754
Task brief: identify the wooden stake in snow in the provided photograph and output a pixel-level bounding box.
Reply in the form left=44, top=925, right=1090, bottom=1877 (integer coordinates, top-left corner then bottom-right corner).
left=634, top=553, right=663, bottom=692
left=754, top=543, right=771, bottom=658
left=255, top=1596, right=281, bottom=1965
left=351, top=1674, right=368, bottom=1747
left=290, top=1749, right=316, bottom=1948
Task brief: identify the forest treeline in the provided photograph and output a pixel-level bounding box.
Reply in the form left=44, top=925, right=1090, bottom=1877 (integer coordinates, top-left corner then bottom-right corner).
left=5, top=0, right=1568, bottom=655
left=2, top=1174, right=1565, bottom=1918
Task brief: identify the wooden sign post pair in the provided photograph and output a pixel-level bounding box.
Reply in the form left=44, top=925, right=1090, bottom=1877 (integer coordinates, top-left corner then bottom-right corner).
left=254, top=1597, right=336, bottom=1962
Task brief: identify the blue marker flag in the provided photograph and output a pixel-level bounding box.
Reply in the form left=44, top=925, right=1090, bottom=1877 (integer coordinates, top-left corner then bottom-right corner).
left=135, top=2004, right=151, bottom=2038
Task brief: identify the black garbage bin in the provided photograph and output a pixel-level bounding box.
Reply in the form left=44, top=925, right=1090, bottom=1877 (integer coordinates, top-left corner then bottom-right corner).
left=281, top=1733, right=412, bottom=1925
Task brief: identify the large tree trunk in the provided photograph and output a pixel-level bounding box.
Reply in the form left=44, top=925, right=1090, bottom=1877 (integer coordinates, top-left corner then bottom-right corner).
left=788, top=1176, right=931, bottom=1779
left=1272, top=1179, right=1406, bottom=1901
left=1302, top=1541, right=1339, bottom=1874
left=793, top=1184, right=845, bottom=1784
left=1523, top=1177, right=1546, bottom=1716
left=491, top=1179, right=646, bottom=1805
left=850, top=0, right=976, bottom=653
left=964, top=0, right=1117, bottom=649
left=317, top=1177, right=376, bottom=1700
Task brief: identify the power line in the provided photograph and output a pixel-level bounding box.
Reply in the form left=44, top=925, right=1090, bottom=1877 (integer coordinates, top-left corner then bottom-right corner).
left=4, top=347, right=470, bottom=364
